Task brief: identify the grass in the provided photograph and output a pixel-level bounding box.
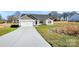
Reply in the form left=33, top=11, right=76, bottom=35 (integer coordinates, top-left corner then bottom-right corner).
left=36, top=21, right=79, bottom=47
left=0, top=23, right=17, bottom=36
left=0, top=27, right=16, bottom=36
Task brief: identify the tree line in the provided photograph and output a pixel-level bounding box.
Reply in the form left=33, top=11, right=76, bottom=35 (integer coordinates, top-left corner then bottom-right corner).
left=0, top=11, right=79, bottom=23
left=49, top=11, right=78, bottom=21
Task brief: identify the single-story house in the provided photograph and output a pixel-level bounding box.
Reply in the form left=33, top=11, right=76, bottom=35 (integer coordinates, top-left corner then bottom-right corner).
left=68, top=14, right=79, bottom=22
left=18, top=14, right=54, bottom=27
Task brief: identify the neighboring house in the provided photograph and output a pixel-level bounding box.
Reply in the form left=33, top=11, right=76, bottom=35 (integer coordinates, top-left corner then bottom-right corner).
left=68, top=14, right=79, bottom=22
left=18, top=14, right=54, bottom=27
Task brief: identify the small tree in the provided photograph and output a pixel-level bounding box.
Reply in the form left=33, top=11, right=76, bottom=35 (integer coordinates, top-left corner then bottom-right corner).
left=0, top=14, right=2, bottom=20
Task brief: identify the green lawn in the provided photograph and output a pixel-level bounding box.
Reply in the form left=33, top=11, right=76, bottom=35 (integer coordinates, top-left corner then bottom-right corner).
left=36, top=22, right=79, bottom=47
left=0, top=27, right=17, bottom=36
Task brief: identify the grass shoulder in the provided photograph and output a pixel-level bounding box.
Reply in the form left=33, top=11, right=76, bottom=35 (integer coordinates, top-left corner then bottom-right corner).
left=0, top=27, right=17, bottom=36
left=35, top=22, right=79, bottom=47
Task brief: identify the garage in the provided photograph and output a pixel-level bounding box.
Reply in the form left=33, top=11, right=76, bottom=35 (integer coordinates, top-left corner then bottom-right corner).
left=19, top=20, right=35, bottom=27
left=18, top=14, right=36, bottom=27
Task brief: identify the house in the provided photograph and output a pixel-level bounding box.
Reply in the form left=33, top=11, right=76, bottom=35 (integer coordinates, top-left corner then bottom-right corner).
left=68, top=14, right=79, bottom=22
left=18, top=14, right=54, bottom=27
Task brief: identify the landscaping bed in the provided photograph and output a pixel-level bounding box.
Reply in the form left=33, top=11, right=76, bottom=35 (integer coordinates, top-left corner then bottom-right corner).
left=36, top=21, right=79, bottom=47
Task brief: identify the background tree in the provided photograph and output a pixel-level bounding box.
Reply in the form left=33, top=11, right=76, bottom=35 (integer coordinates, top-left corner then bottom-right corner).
left=61, top=11, right=78, bottom=21
left=14, top=11, right=21, bottom=18
left=69, top=11, right=78, bottom=16
left=7, top=11, right=21, bottom=23
left=61, top=12, right=70, bottom=21
left=7, top=15, right=17, bottom=23
left=0, top=14, right=2, bottom=20
left=49, top=11, right=60, bottom=21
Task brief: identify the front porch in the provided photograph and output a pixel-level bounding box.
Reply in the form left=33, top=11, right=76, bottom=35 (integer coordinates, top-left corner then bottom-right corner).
left=35, top=20, right=46, bottom=25
left=35, top=19, right=53, bottom=25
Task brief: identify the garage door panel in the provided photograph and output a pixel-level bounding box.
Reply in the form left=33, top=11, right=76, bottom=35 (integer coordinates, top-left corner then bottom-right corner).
left=20, top=21, right=33, bottom=27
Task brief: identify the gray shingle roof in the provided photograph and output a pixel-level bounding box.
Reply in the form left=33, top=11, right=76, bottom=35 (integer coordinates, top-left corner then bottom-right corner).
left=29, top=14, right=49, bottom=20
left=20, top=14, right=50, bottom=20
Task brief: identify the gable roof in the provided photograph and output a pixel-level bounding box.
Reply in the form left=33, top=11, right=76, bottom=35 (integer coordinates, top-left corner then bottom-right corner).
left=20, top=14, right=32, bottom=19
left=20, top=14, right=51, bottom=20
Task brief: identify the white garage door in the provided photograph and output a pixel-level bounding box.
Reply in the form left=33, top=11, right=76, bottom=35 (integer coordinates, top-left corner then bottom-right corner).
left=20, top=21, right=33, bottom=27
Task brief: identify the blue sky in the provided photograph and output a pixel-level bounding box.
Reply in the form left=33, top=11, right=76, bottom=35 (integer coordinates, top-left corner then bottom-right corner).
left=0, top=11, right=50, bottom=19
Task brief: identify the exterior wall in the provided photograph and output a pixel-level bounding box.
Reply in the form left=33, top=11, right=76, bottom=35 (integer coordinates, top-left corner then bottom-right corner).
left=45, top=19, right=54, bottom=25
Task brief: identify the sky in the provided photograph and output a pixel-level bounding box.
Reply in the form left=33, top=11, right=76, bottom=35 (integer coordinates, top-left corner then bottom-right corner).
left=0, top=11, right=50, bottom=19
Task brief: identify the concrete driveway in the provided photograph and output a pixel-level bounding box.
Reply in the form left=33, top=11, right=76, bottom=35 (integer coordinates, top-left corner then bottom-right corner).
left=0, top=27, right=51, bottom=47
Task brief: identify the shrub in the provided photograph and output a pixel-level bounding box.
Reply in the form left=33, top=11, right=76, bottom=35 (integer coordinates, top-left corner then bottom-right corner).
left=63, top=26, right=79, bottom=35
left=50, top=25, right=79, bottom=36
left=10, top=25, right=19, bottom=28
